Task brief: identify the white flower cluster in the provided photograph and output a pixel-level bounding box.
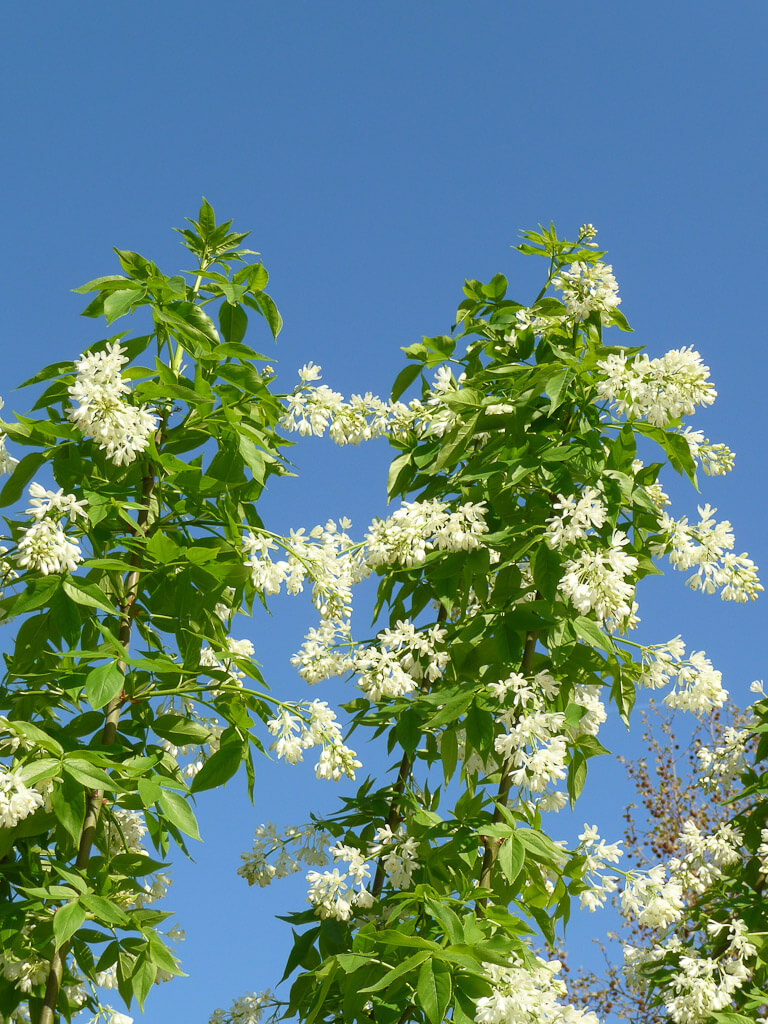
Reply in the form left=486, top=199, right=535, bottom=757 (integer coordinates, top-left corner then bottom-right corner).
left=353, top=620, right=448, bottom=702
left=636, top=637, right=727, bottom=716
left=68, top=341, right=157, bottom=466
left=0, top=766, right=44, bottom=829
left=658, top=504, right=762, bottom=602
left=0, top=399, right=18, bottom=477
left=15, top=482, right=87, bottom=576
left=596, top=346, right=716, bottom=428
left=672, top=820, right=744, bottom=895
left=237, top=822, right=329, bottom=887
left=200, top=636, right=255, bottom=696
left=558, top=531, right=638, bottom=630
left=553, top=260, right=621, bottom=323
left=244, top=519, right=365, bottom=620
left=281, top=363, right=421, bottom=444
left=624, top=924, right=754, bottom=1024
left=291, top=618, right=354, bottom=684
left=365, top=499, right=489, bottom=569
left=621, top=864, right=684, bottom=930
left=493, top=671, right=567, bottom=796
left=266, top=700, right=361, bottom=781
left=680, top=427, right=735, bottom=476
left=0, top=948, right=49, bottom=995
left=306, top=841, right=375, bottom=921
left=696, top=723, right=750, bottom=790
left=370, top=824, right=421, bottom=889
left=304, top=825, right=422, bottom=921
left=102, top=806, right=170, bottom=906
left=474, top=954, right=600, bottom=1024
left=544, top=487, right=608, bottom=551
left=577, top=824, right=622, bottom=912
left=756, top=828, right=768, bottom=875
left=208, top=991, right=271, bottom=1024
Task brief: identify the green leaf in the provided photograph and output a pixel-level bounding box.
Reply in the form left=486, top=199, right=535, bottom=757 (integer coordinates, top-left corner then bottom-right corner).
left=417, top=958, right=452, bottom=1024
left=280, top=926, right=321, bottom=981
left=79, top=893, right=129, bottom=926
left=360, top=951, right=431, bottom=993
left=17, top=757, right=60, bottom=787
left=567, top=751, right=588, bottom=806
left=63, top=757, right=122, bottom=792
left=391, top=363, right=422, bottom=401
left=219, top=302, right=248, bottom=344
left=497, top=836, right=525, bottom=887
left=51, top=771, right=85, bottom=842
left=152, top=714, right=212, bottom=745
left=544, top=366, right=575, bottom=413
left=0, top=452, right=45, bottom=508
left=85, top=662, right=124, bottom=710
left=189, top=742, right=243, bottom=793
left=104, top=287, right=141, bottom=324
left=573, top=616, right=614, bottom=653
left=131, top=953, right=157, bottom=1010
left=157, top=790, right=200, bottom=840
left=198, top=197, right=216, bottom=239
left=53, top=900, right=86, bottom=949
left=532, top=544, right=561, bottom=601
left=5, top=721, right=62, bottom=756
left=246, top=292, right=282, bottom=338
left=62, top=578, right=115, bottom=616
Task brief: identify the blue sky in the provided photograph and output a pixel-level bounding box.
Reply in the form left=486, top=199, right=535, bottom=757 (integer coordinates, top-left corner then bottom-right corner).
left=1, top=2, right=766, bottom=1021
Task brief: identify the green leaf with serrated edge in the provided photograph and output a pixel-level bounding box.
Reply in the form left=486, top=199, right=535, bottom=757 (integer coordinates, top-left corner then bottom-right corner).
left=189, top=742, right=243, bottom=793
left=417, top=958, right=452, bottom=1024
left=280, top=927, right=322, bottom=982
left=157, top=790, right=200, bottom=840
left=84, top=662, right=124, bottom=710
left=567, top=751, right=588, bottom=806
left=245, top=291, right=282, bottom=338
left=53, top=901, right=86, bottom=949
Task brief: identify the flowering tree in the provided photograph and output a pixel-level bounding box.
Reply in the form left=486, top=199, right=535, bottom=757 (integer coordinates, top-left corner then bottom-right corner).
left=0, top=214, right=763, bottom=1024
left=227, top=224, right=763, bottom=1024
left=566, top=700, right=755, bottom=1021
left=0, top=202, right=363, bottom=1024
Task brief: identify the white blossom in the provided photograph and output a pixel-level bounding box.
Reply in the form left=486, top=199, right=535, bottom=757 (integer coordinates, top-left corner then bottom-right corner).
left=474, top=954, right=600, bottom=1024
left=553, top=260, right=621, bottom=323
left=544, top=487, right=607, bottom=551
left=15, top=517, right=83, bottom=575
left=596, top=346, right=716, bottom=427
left=365, top=499, right=488, bottom=569
left=657, top=504, right=762, bottom=602
left=558, top=531, right=638, bottom=630
left=68, top=341, right=157, bottom=466
left=0, top=767, right=44, bottom=829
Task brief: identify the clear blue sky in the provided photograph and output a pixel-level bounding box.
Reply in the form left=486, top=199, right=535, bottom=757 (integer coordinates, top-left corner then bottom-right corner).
left=1, top=3, right=766, bottom=1021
